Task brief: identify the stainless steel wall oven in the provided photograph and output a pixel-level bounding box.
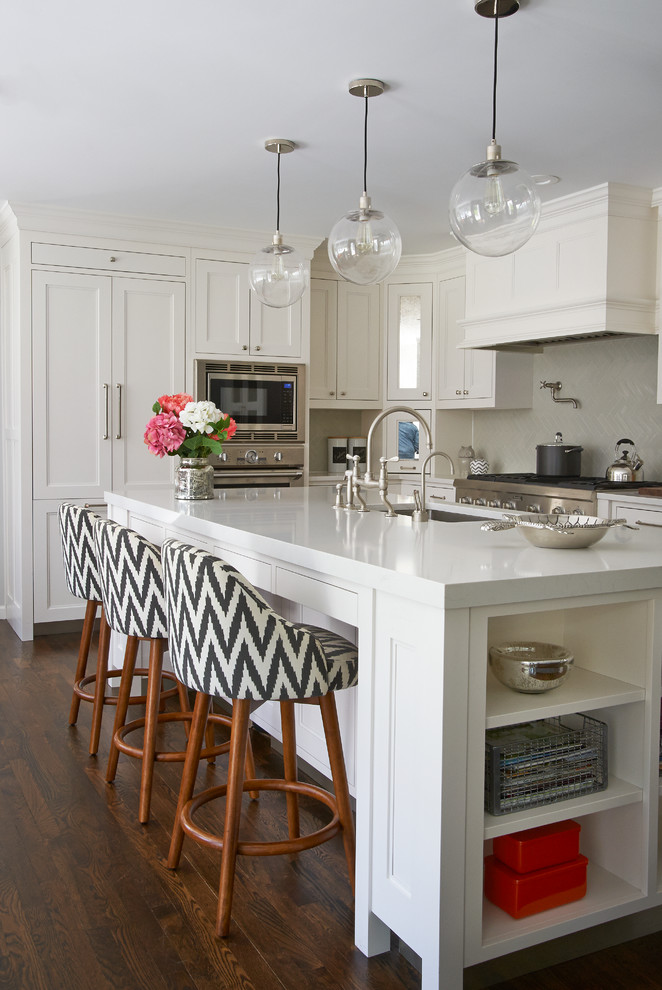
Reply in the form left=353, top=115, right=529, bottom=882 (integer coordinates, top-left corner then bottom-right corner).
left=195, top=360, right=305, bottom=488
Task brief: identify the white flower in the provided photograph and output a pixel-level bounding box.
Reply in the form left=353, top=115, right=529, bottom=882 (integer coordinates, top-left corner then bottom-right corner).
left=179, top=400, right=222, bottom=435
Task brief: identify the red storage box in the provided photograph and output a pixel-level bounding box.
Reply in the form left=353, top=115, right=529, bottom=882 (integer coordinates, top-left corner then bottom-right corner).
left=484, top=853, right=588, bottom=919
left=493, top=819, right=581, bottom=874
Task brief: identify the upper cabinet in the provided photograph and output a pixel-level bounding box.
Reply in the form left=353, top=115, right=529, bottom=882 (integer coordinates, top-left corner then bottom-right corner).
left=386, top=283, right=433, bottom=402
left=436, top=276, right=532, bottom=410
left=310, top=278, right=381, bottom=407
left=461, top=183, right=657, bottom=349
left=194, top=258, right=302, bottom=359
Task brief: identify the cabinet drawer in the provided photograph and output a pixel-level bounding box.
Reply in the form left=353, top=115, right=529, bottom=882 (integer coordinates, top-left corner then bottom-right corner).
left=611, top=502, right=662, bottom=528
left=275, top=566, right=358, bottom=624
left=31, top=242, right=187, bottom=277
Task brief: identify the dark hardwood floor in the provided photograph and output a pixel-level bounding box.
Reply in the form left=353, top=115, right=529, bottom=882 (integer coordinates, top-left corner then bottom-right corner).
left=0, top=620, right=661, bottom=989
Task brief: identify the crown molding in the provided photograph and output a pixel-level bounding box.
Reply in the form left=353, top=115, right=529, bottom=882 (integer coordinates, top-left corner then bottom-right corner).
left=539, top=182, right=654, bottom=231
left=0, top=200, right=19, bottom=246
left=2, top=202, right=324, bottom=259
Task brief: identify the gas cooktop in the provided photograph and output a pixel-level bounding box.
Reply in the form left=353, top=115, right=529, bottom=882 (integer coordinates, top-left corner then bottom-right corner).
left=466, top=473, right=655, bottom=491
left=456, top=473, right=661, bottom=515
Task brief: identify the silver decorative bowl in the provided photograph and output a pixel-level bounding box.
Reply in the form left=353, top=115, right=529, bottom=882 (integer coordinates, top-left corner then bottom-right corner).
left=489, top=641, right=574, bottom=694
left=481, top=514, right=635, bottom=549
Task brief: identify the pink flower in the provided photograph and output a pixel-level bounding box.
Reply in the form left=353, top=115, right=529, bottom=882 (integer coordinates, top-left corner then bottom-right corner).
left=225, top=417, right=237, bottom=440
left=144, top=412, right=186, bottom=457
left=157, top=393, right=193, bottom=415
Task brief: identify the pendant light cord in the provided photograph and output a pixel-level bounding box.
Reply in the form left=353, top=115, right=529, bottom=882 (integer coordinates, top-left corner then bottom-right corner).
left=276, top=150, right=281, bottom=232
left=492, top=3, right=499, bottom=142
left=363, top=93, right=369, bottom=195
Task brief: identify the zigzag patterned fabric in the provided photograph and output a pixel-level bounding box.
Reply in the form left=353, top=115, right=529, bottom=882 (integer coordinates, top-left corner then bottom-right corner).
left=58, top=502, right=104, bottom=603
left=94, top=519, right=168, bottom=640
left=162, top=539, right=358, bottom=702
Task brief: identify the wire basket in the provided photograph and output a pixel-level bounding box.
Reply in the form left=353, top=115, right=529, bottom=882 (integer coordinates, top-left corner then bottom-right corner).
left=485, top=713, right=608, bottom=816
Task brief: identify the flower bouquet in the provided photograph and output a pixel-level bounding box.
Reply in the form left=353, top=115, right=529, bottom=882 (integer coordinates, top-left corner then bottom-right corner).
left=144, top=393, right=237, bottom=459
left=144, top=393, right=237, bottom=499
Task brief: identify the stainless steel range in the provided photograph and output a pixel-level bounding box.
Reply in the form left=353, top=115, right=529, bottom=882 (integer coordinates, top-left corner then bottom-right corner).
left=454, top=473, right=647, bottom=515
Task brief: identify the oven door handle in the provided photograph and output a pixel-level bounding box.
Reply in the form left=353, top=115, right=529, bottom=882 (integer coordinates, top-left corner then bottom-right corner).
left=214, top=470, right=304, bottom=486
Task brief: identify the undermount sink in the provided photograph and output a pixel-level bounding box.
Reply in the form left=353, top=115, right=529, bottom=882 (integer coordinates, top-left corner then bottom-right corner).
left=373, top=505, right=492, bottom=523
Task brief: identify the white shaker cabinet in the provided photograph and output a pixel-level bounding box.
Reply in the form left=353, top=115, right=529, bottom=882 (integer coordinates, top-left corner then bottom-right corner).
left=32, top=271, right=185, bottom=500
left=309, top=278, right=381, bottom=407
left=31, top=269, right=186, bottom=622
left=194, top=258, right=302, bottom=359
left=386, top=282, right=433, bottom=402
left=437, top=276, right=533, bottom=410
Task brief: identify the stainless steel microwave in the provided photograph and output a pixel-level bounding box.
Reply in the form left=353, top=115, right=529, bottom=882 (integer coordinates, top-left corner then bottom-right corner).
left=195, top=360, right=305, bottom=443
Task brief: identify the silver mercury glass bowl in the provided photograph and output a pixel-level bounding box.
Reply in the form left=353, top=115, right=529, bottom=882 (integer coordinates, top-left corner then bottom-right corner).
left=489, top=641, right=574, bottom=694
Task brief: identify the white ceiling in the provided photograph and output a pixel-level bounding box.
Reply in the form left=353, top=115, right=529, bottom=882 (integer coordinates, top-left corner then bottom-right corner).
left=2, top=0, right=661, bottom=255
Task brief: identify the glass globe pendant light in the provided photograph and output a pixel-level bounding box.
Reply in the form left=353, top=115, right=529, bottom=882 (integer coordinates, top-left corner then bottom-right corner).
left=449, top=0, right=541, bottom=257
left=249, top=139, right=308, bottom=309
left=328, top=79, right=402, bottom=284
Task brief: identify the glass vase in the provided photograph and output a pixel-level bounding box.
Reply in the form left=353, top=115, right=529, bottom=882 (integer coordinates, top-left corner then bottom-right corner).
left=175, top=456, right=215, bottom=500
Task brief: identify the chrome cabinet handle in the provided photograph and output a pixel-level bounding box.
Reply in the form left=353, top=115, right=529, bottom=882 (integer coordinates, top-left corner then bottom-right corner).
left=430, top=494, right=447, bottom=501
left=635, top=519, right=662, bottom=528
left=84, top=503, right=107, bottom=509
left=103, top=384, right=109, bottom=439
left=422, top=391, right=429, bottom=397
left=254, top=345, right=261, bottom=351
left=115, top=383, right=122, bottom=439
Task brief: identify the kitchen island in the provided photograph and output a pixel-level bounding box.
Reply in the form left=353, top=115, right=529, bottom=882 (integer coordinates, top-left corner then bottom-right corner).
left=105, top=485, right=662, bottom=990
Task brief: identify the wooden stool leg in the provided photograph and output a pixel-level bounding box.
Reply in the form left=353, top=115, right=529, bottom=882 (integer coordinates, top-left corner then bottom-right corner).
left=176, top=678, right=192, bottom=742
left=280, top=700, right=300, bottom=839
left=319, top=693, right=355, bottom=894
left=167, top=692, right=210, bottom=869
left=138, top=639, right=165, bottom=824
left=216, top=699, right=251, bottom=937
left=244, top=722, right=259, bottom=802
left=105, top=636, right=139, bottom=782
left=89, top=609, right=110, bottom=756
left=69, top=599, right=98, bottom=725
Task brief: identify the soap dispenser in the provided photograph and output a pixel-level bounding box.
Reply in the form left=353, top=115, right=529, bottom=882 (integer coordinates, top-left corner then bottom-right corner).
left=457, top=445, right=475, bottom=479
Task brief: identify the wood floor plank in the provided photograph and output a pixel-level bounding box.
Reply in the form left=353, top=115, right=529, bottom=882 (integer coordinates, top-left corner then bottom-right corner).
left=1, top=621, right=661, bottom=990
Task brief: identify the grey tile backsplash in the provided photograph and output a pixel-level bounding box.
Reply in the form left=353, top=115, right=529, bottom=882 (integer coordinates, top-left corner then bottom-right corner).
left=473, top=336, right=662, bottom=479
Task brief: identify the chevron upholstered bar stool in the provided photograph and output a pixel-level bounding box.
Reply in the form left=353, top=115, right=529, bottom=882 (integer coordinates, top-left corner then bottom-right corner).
left=94, top=518, right=245, bottom=824
left=58, top=502, right=180, bottom=756
left=162, top=538, right=356, bottom=937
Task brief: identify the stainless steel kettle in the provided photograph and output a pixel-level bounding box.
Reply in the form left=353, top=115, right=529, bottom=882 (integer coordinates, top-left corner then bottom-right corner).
left=606, top=438, right=640, bottom=483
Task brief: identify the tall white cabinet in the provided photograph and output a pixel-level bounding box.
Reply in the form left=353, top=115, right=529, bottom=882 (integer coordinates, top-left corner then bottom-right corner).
left=31, top=268, right=186, bottom=624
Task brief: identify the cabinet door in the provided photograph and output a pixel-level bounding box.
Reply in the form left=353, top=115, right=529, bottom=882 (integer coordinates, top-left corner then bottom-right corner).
left=387, top=283, right=432, bottom=401
left=249, top=295, right=302, bottom=358
left=309, top=279, right=338, bottom=400
left=437, top=276, right=495, bottom=406
left=111, top=277, right=186, bottom=491
left=194, top=260, right=249, bottom=355
left=336, top=282, right=380, bottom=402
left=32, top=270, right=113, bottom=500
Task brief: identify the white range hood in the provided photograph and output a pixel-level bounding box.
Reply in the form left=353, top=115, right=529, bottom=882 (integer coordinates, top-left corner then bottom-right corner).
left=459, top=183, right=658, bottom=349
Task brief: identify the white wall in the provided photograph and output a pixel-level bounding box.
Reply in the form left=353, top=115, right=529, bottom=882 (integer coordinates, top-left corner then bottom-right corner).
left=472, top=335, right=662, bottom=479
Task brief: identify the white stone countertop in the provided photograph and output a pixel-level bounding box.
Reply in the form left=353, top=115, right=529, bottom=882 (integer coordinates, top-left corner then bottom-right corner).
left=106, top=486, right=662, bottom=611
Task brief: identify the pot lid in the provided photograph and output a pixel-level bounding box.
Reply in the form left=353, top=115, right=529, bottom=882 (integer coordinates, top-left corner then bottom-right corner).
left=536, top=432, right=583, bottom=450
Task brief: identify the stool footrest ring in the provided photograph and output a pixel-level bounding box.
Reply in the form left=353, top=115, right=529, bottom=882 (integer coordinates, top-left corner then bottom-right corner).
left=113, top=711, right=232, bottom=763
left=74, top=668, right=180, bottom=707
left=181, top=778, right=342, bottom=856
